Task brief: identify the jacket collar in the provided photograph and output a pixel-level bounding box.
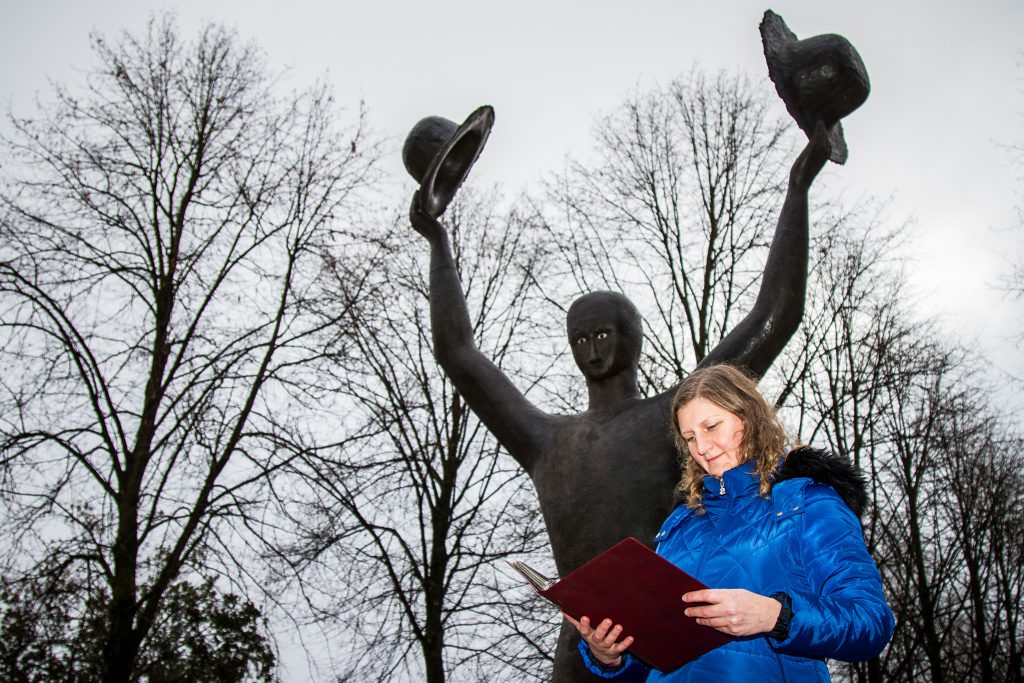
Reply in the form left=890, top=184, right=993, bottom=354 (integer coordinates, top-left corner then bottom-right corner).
left=775, top=446, right=868, bottom=516
left=702, top=459, right=759, bottom=498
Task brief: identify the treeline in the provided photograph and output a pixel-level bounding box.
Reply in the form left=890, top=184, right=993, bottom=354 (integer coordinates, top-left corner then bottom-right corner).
left=0, top=15, right=1020, bottom=683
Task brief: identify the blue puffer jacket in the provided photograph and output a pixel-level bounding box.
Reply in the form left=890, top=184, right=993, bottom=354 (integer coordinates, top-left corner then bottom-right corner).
left=579, top=448, right=895, bottom=682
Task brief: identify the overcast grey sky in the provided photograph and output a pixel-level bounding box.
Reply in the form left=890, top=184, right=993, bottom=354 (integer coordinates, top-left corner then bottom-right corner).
left=2, top=0, right=1021, bottom=373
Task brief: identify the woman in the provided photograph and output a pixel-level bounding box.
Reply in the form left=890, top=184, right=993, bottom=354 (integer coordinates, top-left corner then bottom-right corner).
left=567, top=364, right=894, bottom=681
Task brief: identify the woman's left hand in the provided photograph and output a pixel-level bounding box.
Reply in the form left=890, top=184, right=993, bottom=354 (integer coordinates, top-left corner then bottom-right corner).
left=682, top=589, right=782, bottom=637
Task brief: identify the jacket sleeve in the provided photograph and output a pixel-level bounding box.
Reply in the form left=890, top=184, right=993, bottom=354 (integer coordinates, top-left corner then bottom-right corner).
left=577, top=640, right=650, bottom=680
left=769, top=482, right=895, bottom=661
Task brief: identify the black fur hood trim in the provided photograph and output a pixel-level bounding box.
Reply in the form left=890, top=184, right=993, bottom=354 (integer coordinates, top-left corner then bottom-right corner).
left=775, top=447, right=868, bottom=517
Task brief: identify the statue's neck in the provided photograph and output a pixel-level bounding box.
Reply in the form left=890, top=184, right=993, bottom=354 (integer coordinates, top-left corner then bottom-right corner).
left=585, top=369, right=641, bottom=413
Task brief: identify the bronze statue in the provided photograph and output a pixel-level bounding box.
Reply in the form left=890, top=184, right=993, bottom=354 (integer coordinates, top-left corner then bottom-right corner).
left=404, top=11, right=867, bottom=681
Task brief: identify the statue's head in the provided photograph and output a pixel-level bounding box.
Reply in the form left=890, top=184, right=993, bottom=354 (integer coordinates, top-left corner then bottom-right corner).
left=565, top=291, right=643, bottom=380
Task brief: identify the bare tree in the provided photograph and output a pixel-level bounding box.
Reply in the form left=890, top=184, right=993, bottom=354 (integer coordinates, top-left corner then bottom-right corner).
left=930, top=382, right=1024, bottom=681
left=266, top=192, right=558, bottom=682
left=537, top=67, right=792, bottom=393
left=0, top=15, right=378, bottom=682
left=773, top=198, right=1024, bottom=682
left=786, top=220, right=1024, bottom=683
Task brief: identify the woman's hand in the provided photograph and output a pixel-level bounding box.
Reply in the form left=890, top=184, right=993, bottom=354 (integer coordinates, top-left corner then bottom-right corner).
left=682, top=588, right=783, bottom=637
left=563, top=613, right=634, bottom=667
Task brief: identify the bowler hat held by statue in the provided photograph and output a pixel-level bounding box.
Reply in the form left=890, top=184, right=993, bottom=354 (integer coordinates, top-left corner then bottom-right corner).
left=403, top=105, right=495, bottom=218
left=760, top=10, right=869, bottom=165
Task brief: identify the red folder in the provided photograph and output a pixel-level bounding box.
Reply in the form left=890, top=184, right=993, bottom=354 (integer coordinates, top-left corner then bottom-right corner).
left=510, top=537, right=731, bottom=672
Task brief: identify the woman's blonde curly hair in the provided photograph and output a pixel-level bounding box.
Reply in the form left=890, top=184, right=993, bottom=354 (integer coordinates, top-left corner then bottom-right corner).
left=670, top=364, right=791, bottom=511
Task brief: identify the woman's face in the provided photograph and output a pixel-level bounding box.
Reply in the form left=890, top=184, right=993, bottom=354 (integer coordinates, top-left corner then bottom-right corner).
left=676, top=397, right=745, bottom=478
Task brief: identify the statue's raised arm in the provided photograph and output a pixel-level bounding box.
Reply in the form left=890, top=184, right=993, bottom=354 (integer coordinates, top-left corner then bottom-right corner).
left=700, top=9, right=870, bottom=379
left=403, top=108, right=550, bottom=471
left=698, top=122, right=829, bottom=377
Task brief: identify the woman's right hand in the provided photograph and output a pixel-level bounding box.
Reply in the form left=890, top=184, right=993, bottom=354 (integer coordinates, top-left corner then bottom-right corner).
left=563, top=613, right=634, bottom=667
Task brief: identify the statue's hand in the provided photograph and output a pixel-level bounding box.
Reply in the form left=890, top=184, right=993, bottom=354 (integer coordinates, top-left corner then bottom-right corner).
left=790, top=121, right=831, bottom=190
left=409, top=191, right=446, bottom=243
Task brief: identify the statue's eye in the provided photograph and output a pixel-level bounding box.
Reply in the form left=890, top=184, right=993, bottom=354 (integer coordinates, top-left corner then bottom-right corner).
left=596, top=332, right=609, bottom=340
left=576, top=337, right=587, bottom=345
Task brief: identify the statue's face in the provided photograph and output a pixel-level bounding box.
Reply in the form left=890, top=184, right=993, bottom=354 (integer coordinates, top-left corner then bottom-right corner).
left=566, top=295, right=640, bottom=380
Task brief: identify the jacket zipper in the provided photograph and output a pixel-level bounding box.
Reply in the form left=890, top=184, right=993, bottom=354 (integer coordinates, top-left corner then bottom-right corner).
left=717, top=476, right=725, bottom=495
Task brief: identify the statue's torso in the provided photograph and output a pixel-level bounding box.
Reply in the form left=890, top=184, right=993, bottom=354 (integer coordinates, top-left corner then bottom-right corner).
left=529, top=396, right=681, bottom=576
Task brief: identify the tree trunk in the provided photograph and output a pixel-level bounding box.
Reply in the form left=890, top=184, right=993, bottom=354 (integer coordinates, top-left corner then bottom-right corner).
left=906, top=485, right=945, bottom=683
